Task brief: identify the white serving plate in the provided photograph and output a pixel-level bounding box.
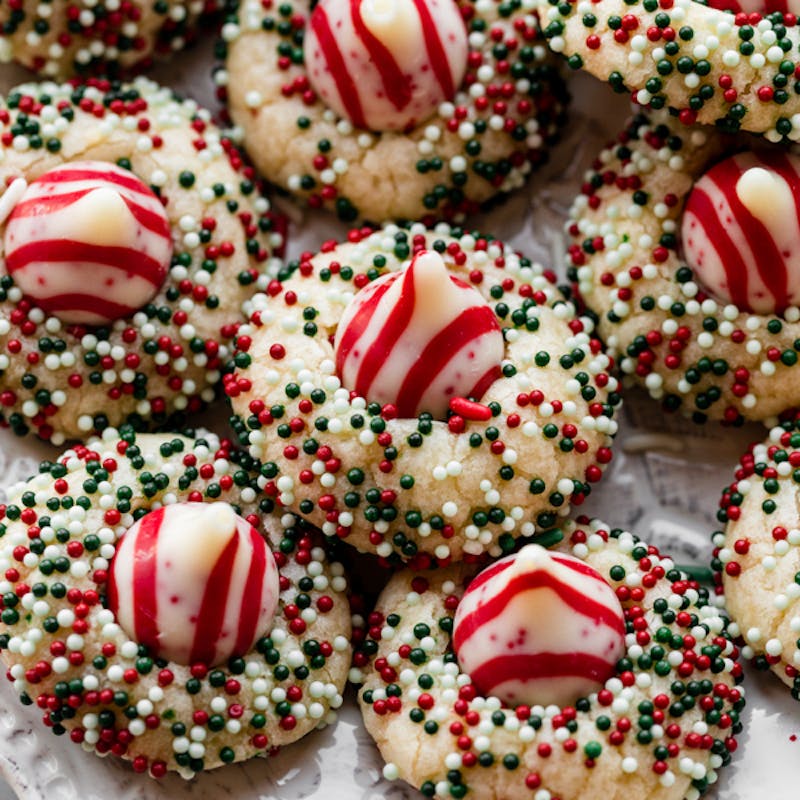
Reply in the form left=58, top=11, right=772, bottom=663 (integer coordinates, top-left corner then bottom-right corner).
left=0, top=37, right=797, bottom=800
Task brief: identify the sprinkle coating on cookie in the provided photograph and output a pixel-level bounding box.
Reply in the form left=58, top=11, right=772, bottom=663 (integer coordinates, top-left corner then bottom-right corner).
left=226, top=223, right=620, bottom=565
left=0, top=428, right=351, bottom=778
left=216, top=0, right=569, bottom=222
left=0, top=0, right=216, bottom=79
left=712, top=413, right=800, bottom=698
left=567, top=111, right=800, bottom=423
left=0, top=77, right=284, bottom=444
left=356, top=517, right=744, bottom=800
left=539, top=0, right=800, bottom=140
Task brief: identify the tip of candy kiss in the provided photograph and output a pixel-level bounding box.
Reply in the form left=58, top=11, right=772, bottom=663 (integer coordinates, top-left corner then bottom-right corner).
left=361, top=0, right=411, bottom=25
left=735, top=165, right=792, bottom=224
left=515, top=543, right=551, bottom=570
left=204, top=501, right=237, bottom=529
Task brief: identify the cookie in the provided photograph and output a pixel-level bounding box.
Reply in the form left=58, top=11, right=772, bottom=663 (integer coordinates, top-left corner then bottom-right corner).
left=0, top=428, right=351, bottom=778
left=0, top=77, right=283, bottom=445
left=538, top=0, right=800, bottom=141
left=216, top=0, right=569, bottom=222
left=226, top=222, right=621, bottom=565
left=356, top=517, right=744, bottom=800
left=0, top=0, right=215, bottom=79
left=566, top=110, right=800, bottom=424
left=712, top=412, right=800, bottom=699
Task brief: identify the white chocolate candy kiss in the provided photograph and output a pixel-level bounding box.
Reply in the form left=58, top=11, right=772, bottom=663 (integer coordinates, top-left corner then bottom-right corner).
left=304, top=0, right=468, bottom=131
left=3, top=161, right=172, bottom=325
left=680, top=151, right=800, bottom=315
left=453, top=544, right=626, bottom=708
left=334, top=249, right=503, bottom=418
left=107, top=502, right=280, bottom=666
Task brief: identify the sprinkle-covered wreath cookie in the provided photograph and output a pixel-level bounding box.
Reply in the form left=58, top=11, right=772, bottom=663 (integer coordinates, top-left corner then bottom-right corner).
left=215, top=0, right=569, bottom=222
left=712, top=413, right=800, bottom=699
left=355, top=517, right=744, bottom=800
left=0, top=77, right=283, bottom=445
left=0, top=0, right=216, bottom=79
left=538, top=0, right=800, bottom=141
left=226, top=223, right=621, bottom=565
left=566, top=110, right=800, bottom=424
left=0, top=428, right=351, bottom=778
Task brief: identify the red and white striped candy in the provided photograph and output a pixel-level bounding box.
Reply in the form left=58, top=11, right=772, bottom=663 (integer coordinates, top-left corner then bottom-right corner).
left=334, top=249, right=503, bottom=418
left=3, top=161, right=172, bottom=325
left=681, top=151, right=800, bottom=314
left=107, top=502, right=280, bottom=666
left=304, top=0, right=468, bottom=132
left=453, top=544, right=626, bottom=708
left=706, top=0, right=800, bottom=12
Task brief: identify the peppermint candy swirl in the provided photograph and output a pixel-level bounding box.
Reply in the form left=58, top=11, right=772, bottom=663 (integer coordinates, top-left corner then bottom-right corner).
left=108, top=502, right=280, bottom=666
left=304, top=0, right=468, bottom=131
left=681, top=151, right=800, bottom=315
left=3, top=161, right=172, bottom=325
left=334, top=249, right=503, bottom=419
left=453, top=544, right=626, bottom=707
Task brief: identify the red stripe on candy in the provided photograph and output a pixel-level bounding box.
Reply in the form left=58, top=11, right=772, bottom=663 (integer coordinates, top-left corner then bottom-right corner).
left=234, top=525, right=268, bottom=655
left=454, top=569, right=625, bottom=650
left=398, top=305, right=500, bottom=415
left=466, top=365, right=502, bottom=405
left=11, top=188, right=97, bottom=218
left=335, top=275, right=398, bottom=374
left=551, top=552, right=611, bottom=581
left=456, top=554, right=513, bottom=595
left=6, top=239, right=167, bottom=285
left=354, top=264, right=418, bottom=399
left=120, top=195, right=172, bottom=238
left=11, top=191, right=167, bottom=238
left=467, top=651, right=615, bottom=693
left=106, top=566, right=120, bottom=617
left=716, top=161, right=788, bottom=311
left=683, top=187, right=754, bottom=312
left=35, top=293, right=140, bottom=321
left=130, top=509, right=164, bottom=653
left=753, top=151, right=800, bottom=307
left=312, top=4, right=368, bottom=129
left=413, top=0, right=459, bottom=99
left=190, top=531, right=240, bottom=664
left=33, top=166, right=158, bottom=197
left=351, top=0, right=412, bottom=112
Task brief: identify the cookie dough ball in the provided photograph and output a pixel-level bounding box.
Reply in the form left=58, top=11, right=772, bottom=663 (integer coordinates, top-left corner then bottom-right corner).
left=538, top=0, right=800, bottom=141
left=217, top=0, right=569, bottom=222
left=0, top=0, right=216, bottom=79
left=0, top=429, right=351, bottom=778
left=226, top=223, right=621, bottom=565
left=0, top=77, right=283, bottom=444
left=713, top=413, right=800, bottom=698
left=357, top=517, right=744, bottom=800
left=566, top=110, right=800, bottom=423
